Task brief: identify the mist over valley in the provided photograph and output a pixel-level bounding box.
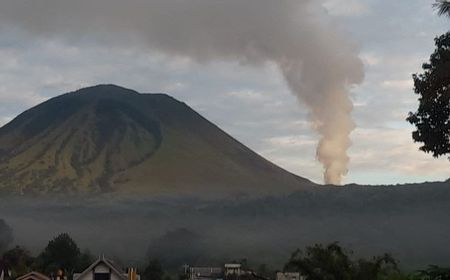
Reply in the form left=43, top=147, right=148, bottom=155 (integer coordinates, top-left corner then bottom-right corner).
left=0, top=86, right=448, bottom=269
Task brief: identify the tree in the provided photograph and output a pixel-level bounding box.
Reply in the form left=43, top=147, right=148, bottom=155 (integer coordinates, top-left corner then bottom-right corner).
left=407, top=32, right=450, bottom=158
left=1, top=246, right=35, bottom=278
left=284, top=243, right=401, bottom=280
left=77, top=250, right=95, bottom=272
left=142, top=259, right=164, bottom=280
left=284, top=242, right=354, bottom=280
left=353, top=254, right=399, bottom=280
left=434, top=0, right=450, bottom=17
left=36, top=233, right=85, bottom=277
left=415, top=265, right=450, bottom=279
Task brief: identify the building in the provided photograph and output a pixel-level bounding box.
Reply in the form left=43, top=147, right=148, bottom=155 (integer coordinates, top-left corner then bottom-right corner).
left=0, top=259, right=11, bottom=280
left=73, top=256, right=139, bottom=280
left=187, top=267, right=224, bottom=280
left=185, top=263, right=244, bottom=280
left=16, top=272, right=51, bottom=280
left=187, top=264, right=308, bottom=280
left=224, top=264, right=241, bottom=277
left=276, top=272, right=306, bottom=280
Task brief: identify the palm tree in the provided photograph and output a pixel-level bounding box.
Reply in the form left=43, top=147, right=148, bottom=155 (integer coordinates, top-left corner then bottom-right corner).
left=434, top=0, right=450, bottom=17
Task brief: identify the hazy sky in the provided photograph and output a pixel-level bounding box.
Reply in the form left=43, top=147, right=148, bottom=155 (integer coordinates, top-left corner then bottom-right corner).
left=0, top=0, right=448, bottom=185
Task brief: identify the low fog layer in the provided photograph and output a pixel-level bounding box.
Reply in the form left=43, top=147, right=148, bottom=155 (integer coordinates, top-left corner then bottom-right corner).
left=1, top=181, right=450, bottom=269
left=0, top=219, right=13, bottom=254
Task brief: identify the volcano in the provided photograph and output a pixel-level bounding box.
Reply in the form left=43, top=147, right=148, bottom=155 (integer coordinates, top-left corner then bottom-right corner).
left=0, top=84, right=313, bottom=195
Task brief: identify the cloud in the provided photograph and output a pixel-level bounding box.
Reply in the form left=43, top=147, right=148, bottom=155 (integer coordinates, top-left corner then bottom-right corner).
left=259, top=134, right=323, bottom=183
left=381, top=79, right=413, bottom=90
left=0, top=117, right=12, bottom=127
left=0, top=49, right=19, bottom=69
left=348, top=127, right=449, bottom=182
left=162, top=82, right=188, bottom=93
left=323, top=0, right=370, bottom=17
left=265, top=135, right=317, bottom=150
left=359, top=52, right=381, bottom=66
left=227, top=90, right=270, bottom=103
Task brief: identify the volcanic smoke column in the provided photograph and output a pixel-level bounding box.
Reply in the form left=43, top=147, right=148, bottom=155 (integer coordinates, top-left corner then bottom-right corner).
left=278, top=34, right=364, bottom=185
left=0, top=0, right=365, bottom=184
left=282, top=61, right=360, bottom=185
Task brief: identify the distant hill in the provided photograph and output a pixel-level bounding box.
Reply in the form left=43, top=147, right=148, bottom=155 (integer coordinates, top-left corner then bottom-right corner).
left=0, top=84, right=313, bottom=195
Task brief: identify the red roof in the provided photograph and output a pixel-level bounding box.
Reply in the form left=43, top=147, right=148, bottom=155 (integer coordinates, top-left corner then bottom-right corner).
left=16, top=272, right=50, bottom=280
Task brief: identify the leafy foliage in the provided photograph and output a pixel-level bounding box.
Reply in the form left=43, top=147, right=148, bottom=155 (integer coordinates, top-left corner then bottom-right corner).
left=354, top=254, right=400, bottom=280
left=3, top=234, right=450, bottom=280
left=143, top=259, right=164, bottom=280
left=1, top=246, right=34, bottom=278
left=36, top=233, right=93, bottom=277
left=284, top=242, right=400, bottom=280
left=415, top=265, right=450, bottom=280
left=434, top=0, right=450, bottom=17
left=407, top=32, right=450, bottom=158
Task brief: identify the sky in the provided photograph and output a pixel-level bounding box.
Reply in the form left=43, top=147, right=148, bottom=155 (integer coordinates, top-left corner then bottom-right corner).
left=0, top=0, right=448, bottom=185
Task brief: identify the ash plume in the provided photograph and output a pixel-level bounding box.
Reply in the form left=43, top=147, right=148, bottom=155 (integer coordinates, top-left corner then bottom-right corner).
left=0, top=0, right=364, bottom=184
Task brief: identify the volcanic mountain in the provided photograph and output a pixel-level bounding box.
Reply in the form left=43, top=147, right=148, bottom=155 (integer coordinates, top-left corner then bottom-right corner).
left=0, top=85, right=313, bottom=195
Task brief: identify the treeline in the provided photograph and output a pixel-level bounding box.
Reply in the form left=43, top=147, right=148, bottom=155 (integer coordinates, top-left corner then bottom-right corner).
left=0, top=233, right=94, bottom=279
left=0, top=233, right=175, bottom=280
left=284, top=242, right=419, bottom=280
left=251, top=242, right=450, bottom=280
left=2, top=233, right=450, bottom=280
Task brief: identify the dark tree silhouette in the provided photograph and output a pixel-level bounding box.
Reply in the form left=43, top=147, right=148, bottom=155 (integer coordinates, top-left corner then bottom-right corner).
left=353, top=254, right=399, bottom=280
left=284, top=242, right=354, bottom=280
left=434, top=0, right=450, bottom=17
left=1, top=246, right=34, bottom=278
left=36, top=233, right=93, bottom=277
left=284, top=243, right=401, bottom=280
left=37, top=233, right=80, bottom=275
left=407, top=32, right=450, bottom=158
left=416, top=265, right=450, bottom=279
left=142, top=259, right=163, bottom=280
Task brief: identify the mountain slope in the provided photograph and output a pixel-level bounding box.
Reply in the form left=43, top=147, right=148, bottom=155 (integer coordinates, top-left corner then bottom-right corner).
left=0, top=84, right=313, bottom=195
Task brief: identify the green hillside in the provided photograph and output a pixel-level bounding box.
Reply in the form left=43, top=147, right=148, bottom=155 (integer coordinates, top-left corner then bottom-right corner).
left=0, top=85, right=313, bottom=195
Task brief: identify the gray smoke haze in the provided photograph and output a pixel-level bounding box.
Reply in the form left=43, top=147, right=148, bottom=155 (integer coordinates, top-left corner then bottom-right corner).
left=0, top=0, right=364, bottom=184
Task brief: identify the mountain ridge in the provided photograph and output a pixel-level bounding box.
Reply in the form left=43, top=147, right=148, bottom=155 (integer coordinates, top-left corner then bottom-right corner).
left=0, top=84, right=313, bottom=195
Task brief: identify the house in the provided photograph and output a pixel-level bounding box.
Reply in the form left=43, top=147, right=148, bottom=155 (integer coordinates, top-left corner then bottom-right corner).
left=0, top=259, right=11, bottom=280
left=187, top=267, right=223, bottom=280
left=73, top=256, right=139, bottom=280
left=276, top=272, right=306, bottom=280
left=185, top=263, right=244, bottom=280
left=16, top=272, right=51, bottom=280
left=224, top=264, right=241, bottom=277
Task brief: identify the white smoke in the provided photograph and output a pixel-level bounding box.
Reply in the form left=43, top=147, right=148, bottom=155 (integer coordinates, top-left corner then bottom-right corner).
left=0, top=0, right=364, bottom=184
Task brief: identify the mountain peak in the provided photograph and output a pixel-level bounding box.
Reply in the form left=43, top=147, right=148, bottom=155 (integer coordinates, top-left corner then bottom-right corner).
left=71, top=84, right=139, bottom=97
left=0, top=85, right=312, bottom=195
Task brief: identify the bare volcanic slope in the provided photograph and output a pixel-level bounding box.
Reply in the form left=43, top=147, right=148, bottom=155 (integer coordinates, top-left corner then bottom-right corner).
left=0, top=85, right=313, bottom=195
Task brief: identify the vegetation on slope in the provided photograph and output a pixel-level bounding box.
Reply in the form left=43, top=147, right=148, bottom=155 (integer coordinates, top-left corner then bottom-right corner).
left=0, top=85, right=311, bottom=195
